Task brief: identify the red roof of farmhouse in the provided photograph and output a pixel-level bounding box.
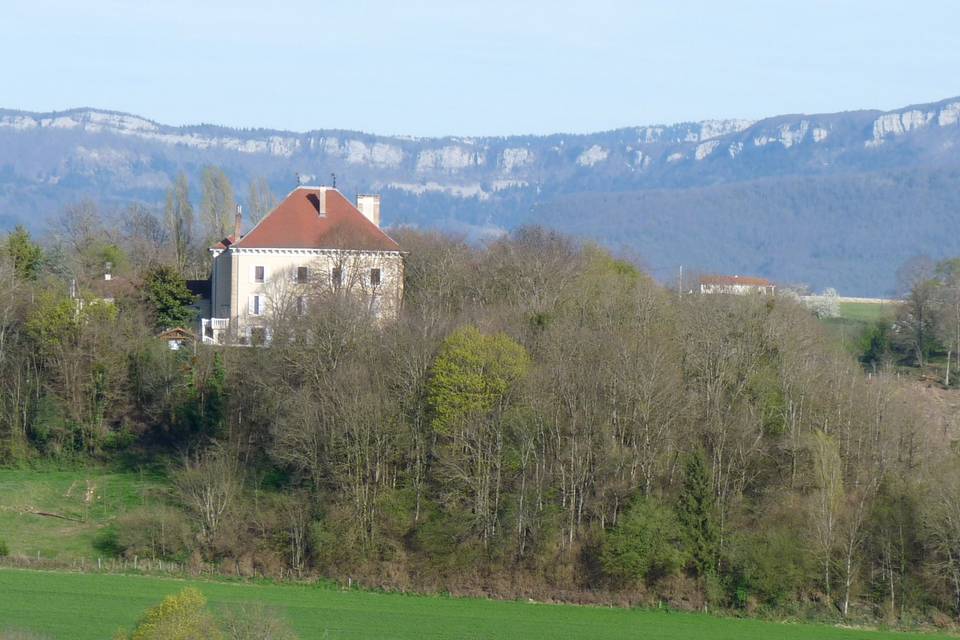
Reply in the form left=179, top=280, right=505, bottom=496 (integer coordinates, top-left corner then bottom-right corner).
left=222, top=187, right=400, bottom=252
left=699, top=275, right=773, bottom=287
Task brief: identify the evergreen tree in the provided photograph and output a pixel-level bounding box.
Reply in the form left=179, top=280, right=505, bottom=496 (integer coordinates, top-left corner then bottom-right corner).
left=142, top=265, right=196, bottom=330
left=4, top=225, right=43, bottom=280
left=677, top=449, right=719, bottom=576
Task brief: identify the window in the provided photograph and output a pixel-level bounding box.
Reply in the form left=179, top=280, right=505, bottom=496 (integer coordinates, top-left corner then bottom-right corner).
left=331, top=267, right=343, bottom=288
left=254, top=265, right=265, bottom=283
left=250, top=327, right=267, bottom=346
left=370, top=268, right=381, bottom=286
left=296, top=266, right=309, bottom=283
left=249, top=294, right=264, bottom=316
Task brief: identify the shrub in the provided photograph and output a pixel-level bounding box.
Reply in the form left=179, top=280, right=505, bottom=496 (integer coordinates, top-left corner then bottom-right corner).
left=105, top=506, right=193, bottom=560
left=0, top=539, right=9, bottom=557
left=121, top=587, right=220, bottom=640
left=601, top=497, right=686, bottom=585
left=127, top=506, right=192, bottom=560
left=217, top=603, right=299, bottom=640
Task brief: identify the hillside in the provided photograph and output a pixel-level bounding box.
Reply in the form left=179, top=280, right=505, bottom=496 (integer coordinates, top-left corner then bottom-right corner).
left=3, top=97, right=960, bottom=293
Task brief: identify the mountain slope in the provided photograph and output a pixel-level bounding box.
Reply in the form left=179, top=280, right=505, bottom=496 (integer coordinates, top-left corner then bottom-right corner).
left=2, top=97, right=960, bottom=294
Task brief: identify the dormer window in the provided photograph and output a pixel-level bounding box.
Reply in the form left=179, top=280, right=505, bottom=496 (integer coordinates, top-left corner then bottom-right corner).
left=307, top=192, right=325, bottom=216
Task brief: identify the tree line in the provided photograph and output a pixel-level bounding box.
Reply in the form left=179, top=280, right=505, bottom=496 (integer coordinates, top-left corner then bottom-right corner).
left=2, top=197, right=960, bottom=627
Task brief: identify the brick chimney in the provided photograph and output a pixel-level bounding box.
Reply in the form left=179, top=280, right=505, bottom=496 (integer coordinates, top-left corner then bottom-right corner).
left=356, top=194, right=381, bottom=227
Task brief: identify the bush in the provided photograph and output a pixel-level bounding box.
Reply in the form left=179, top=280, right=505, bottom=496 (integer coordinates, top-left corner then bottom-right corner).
left=106, top=506, right=193, bottom=560
left=0, top=539, right=9, bottom=557
left=728, top=521, right=811, bottom=607
left=120, top=587, right=220, bottom=640
left=217, top=603, right=299, bottom=640
left=601, top=497, right=686, bottom=585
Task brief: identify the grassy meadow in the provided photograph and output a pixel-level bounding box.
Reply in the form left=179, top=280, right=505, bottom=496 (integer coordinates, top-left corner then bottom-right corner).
left=0, top=568, right=951, bottom=640
left=0, top=468, right=163, bottom=559
left=821, top=301, right=896, bottom=357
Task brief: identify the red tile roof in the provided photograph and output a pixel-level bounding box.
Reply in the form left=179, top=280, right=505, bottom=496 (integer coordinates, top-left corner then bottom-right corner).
left=230, top=187, right=401, bottom=252
left=700, top=275, right=773, bottom=287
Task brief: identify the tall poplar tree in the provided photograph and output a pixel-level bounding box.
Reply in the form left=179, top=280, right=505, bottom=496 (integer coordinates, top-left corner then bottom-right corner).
left=200, top=166, right=236, bottom=244
left=164, top=172, right=194, bottom=274
left=247, top=176, right=276, bottom=225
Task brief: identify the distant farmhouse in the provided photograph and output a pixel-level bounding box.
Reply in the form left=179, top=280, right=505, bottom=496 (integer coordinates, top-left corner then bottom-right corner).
left=199, top=186, right=403, bottom=345
left=699, top=274, right=776, bottom=296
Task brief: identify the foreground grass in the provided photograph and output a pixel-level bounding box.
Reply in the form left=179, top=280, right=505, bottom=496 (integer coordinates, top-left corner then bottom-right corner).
left=0, top=469, right=163, bottom=559
left=0, top=569, right=949, bottom=640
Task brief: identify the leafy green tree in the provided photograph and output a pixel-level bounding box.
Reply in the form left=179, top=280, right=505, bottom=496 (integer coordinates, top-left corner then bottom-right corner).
left=142, top=265, right=196, bottom=331
left=176, top=352, right=227, bottom=441
left=677, top=449, right=719, bottom=576
left=4, top=226, right=43, bottom=280
left=601, top=497, right=686, bottom=584
left=427, top=326, right=530, bottom=543
left=858, top=320, right=891, bottom=368
left=427, top=325, right=530, bottom=434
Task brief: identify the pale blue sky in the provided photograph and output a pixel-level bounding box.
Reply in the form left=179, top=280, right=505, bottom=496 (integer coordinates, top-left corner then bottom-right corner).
left=2, top=1, right=958, bottom=137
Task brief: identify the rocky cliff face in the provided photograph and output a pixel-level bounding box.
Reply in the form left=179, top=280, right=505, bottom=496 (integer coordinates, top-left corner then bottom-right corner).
left=2, top=97, right=960, bottom=294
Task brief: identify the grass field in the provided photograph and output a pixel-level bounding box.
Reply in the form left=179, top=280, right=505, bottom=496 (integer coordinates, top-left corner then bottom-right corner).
left=0, top=469, right=164, bottom=559
left=837, top=301, right=897, bottom=324
left=820, top=302, right=896, bottom=357
left=0, top=569, right=950, bottom=640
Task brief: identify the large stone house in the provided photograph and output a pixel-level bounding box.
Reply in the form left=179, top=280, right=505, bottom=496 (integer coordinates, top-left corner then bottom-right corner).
left=699, top=274, right=775, bottom=296
left=201, top=186, right=403, bottom=344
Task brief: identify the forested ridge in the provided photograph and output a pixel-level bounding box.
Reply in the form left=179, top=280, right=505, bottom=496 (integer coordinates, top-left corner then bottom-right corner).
left=2, top=197, right=960, bottom=630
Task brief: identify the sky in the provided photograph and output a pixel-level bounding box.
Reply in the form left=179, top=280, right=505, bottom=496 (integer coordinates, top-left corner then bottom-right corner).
left=1, top=0, right=959, bottom=137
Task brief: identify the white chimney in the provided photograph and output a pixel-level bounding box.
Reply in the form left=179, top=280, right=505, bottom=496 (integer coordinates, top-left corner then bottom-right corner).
left=356, top=194, right=381, bottom=227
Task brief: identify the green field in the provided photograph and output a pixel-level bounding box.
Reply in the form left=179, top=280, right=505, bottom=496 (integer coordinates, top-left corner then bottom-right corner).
left=837, top=301, right=897, bottom=324
left=820, top=302, right=896, bottom=357
left=0, top=568, right=949, bottom=640
left=0, top=469, right=163, bottom=559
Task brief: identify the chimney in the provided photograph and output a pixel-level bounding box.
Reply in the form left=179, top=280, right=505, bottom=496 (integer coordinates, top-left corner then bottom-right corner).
left=234, top=204, right=242, bottom=239
left=356, top=194, right=381, bottom=227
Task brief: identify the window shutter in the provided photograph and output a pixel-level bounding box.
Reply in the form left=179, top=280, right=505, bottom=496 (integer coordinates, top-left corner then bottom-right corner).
left=248, top=295, right=256, bottom=315
left=262, top=266, right=269, bottom=283
left=249, top=264, right=256, bottom=283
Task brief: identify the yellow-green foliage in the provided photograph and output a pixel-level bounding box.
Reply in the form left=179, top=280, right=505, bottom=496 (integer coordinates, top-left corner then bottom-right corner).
left=427, top=326, right=530, bottom=434
left=126, top=588, right=220, bottom=640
